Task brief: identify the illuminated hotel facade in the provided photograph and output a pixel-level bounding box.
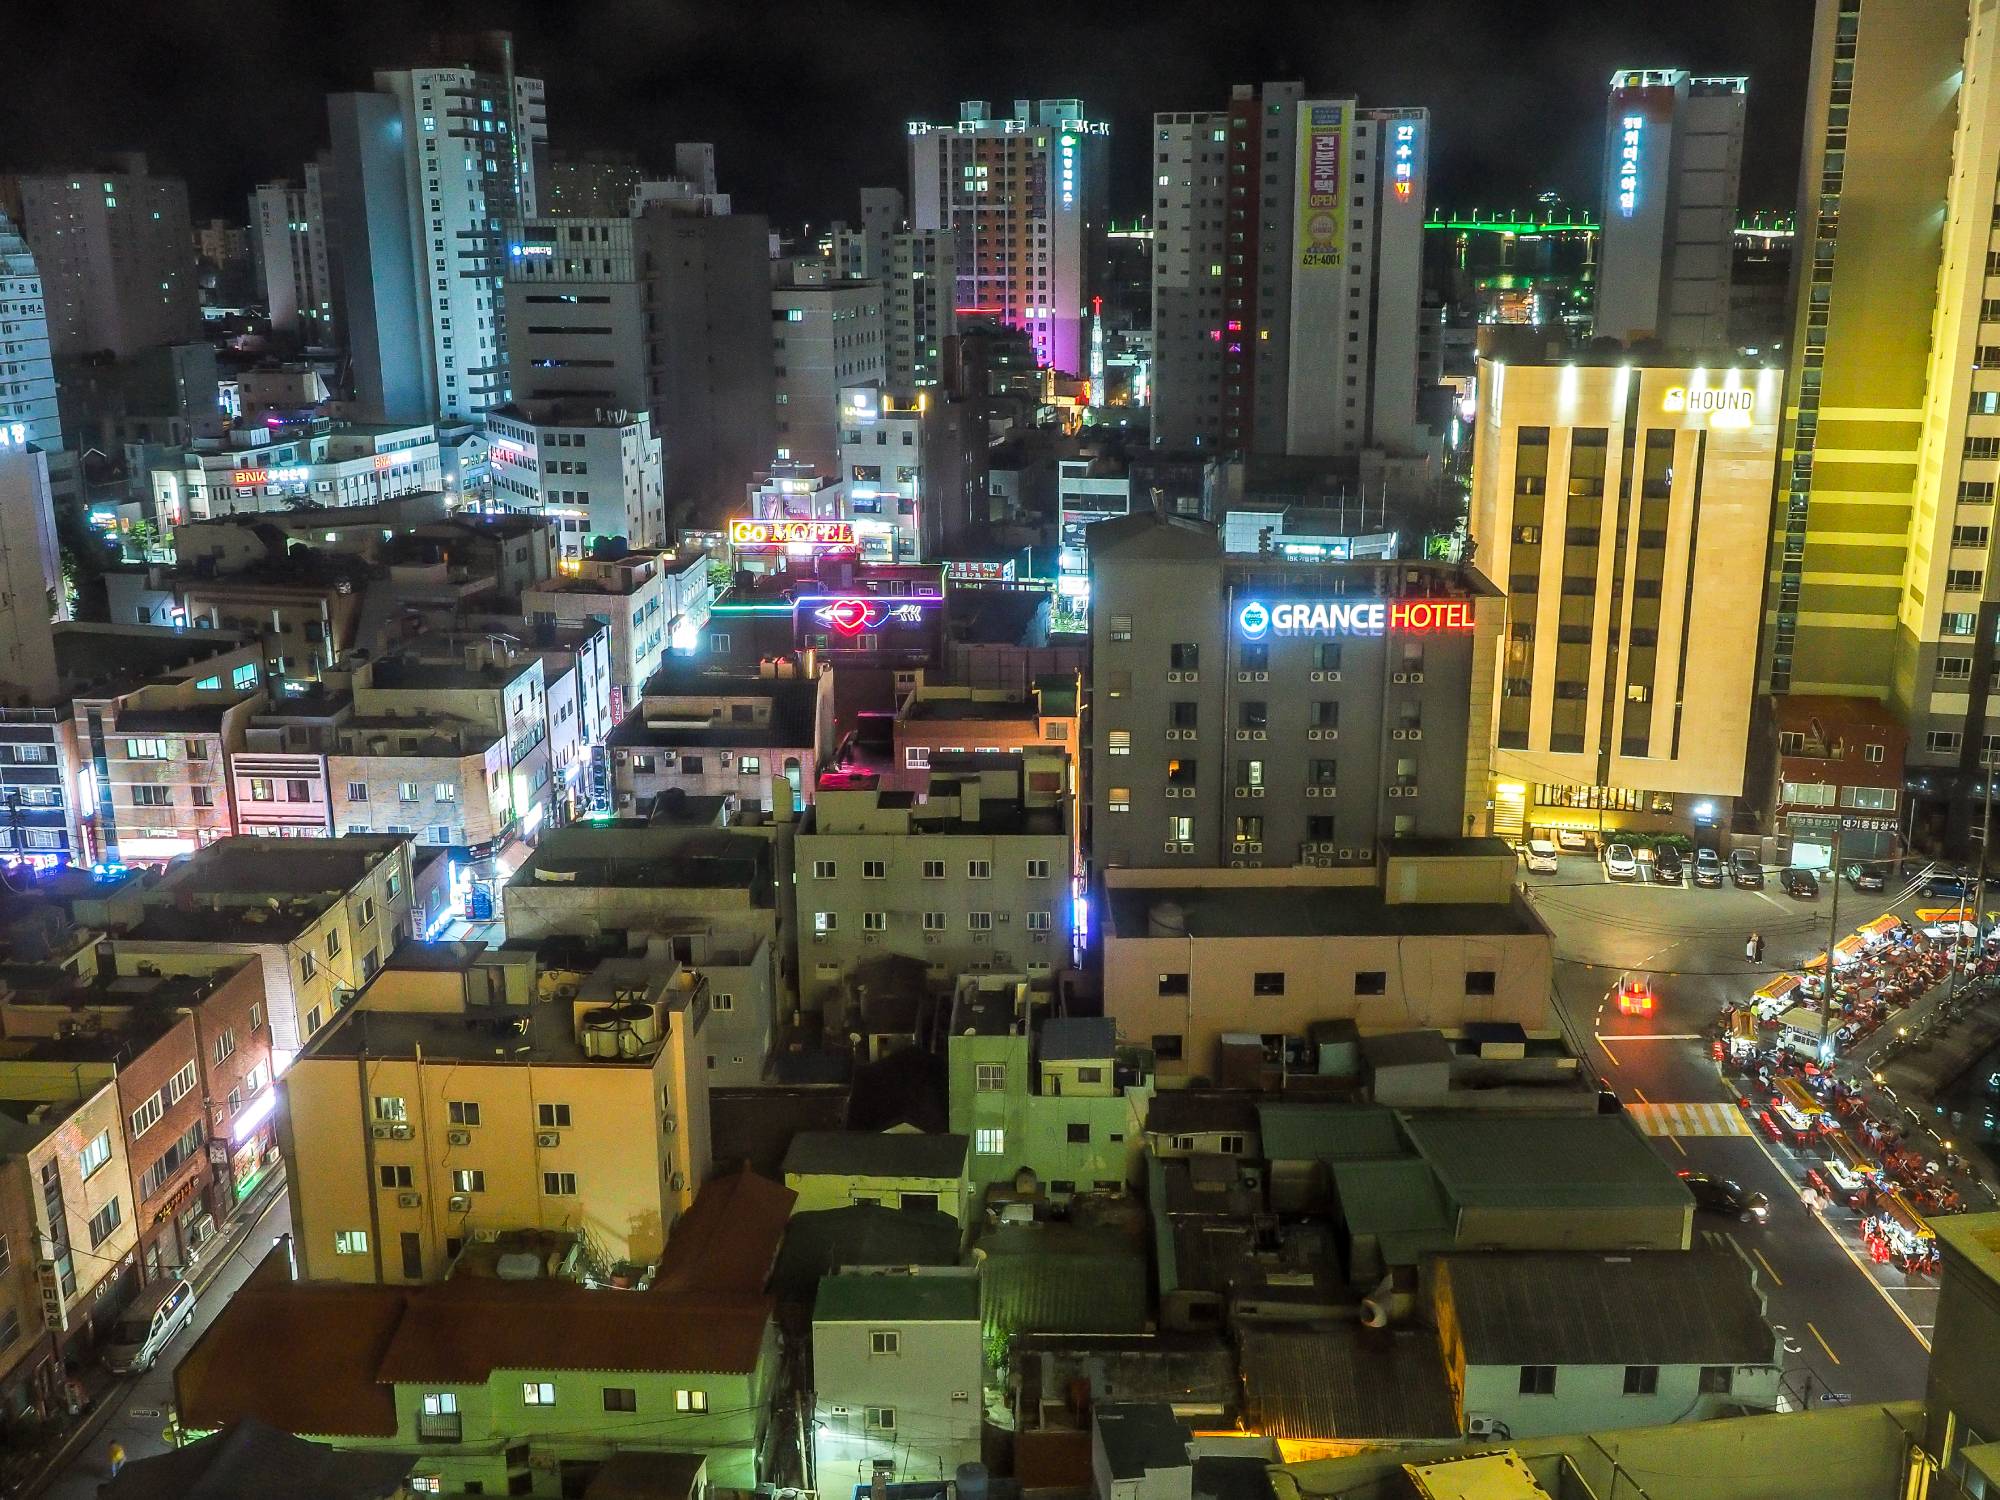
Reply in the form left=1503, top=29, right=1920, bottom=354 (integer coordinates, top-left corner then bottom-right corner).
left=1149, top=82, right=1429, bottom=457
left=908, top=99, right=1109, bottom=375
left=1087, top=511, right=1501, bottom=873
left=1470, top=349, right=1781, bottom=839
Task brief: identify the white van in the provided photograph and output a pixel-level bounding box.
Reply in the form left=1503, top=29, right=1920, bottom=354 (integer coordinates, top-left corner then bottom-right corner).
left=104, top=1277, right=196, bottom=1374
left=1524, top=839, right=1560, bottom=874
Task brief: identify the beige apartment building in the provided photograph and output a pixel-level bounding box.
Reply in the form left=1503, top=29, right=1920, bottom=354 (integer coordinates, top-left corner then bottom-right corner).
left=794, top=750, right=1071, bottom=1004
left=1470, top=350, right=1780, bottom=836
left=1100, top=843, right=1553, bottom=1082
left=328, top=715, right=513, bottom=852
left=279, top=941, right=713, bottom=1283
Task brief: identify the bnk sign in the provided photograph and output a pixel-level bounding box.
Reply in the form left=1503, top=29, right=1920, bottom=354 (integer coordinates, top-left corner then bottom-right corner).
left=1237, top=599, right=1475, bottom=638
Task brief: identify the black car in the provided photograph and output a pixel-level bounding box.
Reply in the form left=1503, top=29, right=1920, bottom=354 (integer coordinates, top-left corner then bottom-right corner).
left=1679, top=1170, right=1770, bottom=1223
left=1652, top=843, right=1684, bottom=885
left=1728, top=850, right=1766, bottom=888
left=1845, top=863, right=1888, bottom=894
left=1783, top=867, right=1820, bottom=899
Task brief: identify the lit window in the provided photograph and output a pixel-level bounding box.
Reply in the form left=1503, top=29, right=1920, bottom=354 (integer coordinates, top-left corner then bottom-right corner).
left=975, top=1127, right=1006, bottom=1155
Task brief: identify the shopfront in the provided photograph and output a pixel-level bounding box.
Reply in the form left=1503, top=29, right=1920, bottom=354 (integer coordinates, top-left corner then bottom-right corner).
left=1785, top=810, right=1900, bottom=872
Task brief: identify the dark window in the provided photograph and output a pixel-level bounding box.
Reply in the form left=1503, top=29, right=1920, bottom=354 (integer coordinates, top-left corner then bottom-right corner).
left=1699, top=1366, right=1733, bottom=1395
left=1466, top=971, right=1497, bottom=996
left=1066, top=1122, right=1090, bottom=1144
left=1254, top=971, right=1285, bottom=996
left=1158, top=972, right=1190, bottom=997
left=604, top=1387, right=638, bottom=1412
left=1152, top=1033, right=1184, bottom=1061
left=401, top=1232, right=422, bottom=1279
left=1623, top=1365, right=1659, bottom=1395
left=1355, top=971, right=1387, bottom=996
left=1520, top=1365, right=1557, bottom=1395
left=900, top=1192, right=939, bottom=1213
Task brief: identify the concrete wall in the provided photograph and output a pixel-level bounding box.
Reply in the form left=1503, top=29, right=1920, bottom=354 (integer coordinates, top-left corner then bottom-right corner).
left=813, top=1294, right=983, bottom=1484
left=1461, top=1358, right=1780, bottom=1441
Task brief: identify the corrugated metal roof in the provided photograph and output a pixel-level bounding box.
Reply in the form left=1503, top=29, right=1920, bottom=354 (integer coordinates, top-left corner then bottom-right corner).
left=1435, top=1250, right=1776, bottom=1366
left=815, top=1271, right=979, bottom=1324
left=1256, top=1103, right=1407, bottom=1164
left=1402, top=1111, right=1691, bottom=1211
left=979, top=1223, right=1148, bottom=1339
left=1238, top=1323, right=1459, bottom=1441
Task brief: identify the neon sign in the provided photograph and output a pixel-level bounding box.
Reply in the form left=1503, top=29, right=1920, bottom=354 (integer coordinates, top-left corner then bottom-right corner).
left=1663, top=387, right=1752, bottom=415
left=1059, top=133, right=1077, bottom=208
left=802, top=596, right=934, bottom=636
left=230, top=466, right=309, bottom=487
left=1617, top=114, right=1643, bottom=217
left=729, top=518, right=856, bottom=549
left=1393, top=122, right=1417, bottom=201
left=1236, top=599, right=1475, bottom=638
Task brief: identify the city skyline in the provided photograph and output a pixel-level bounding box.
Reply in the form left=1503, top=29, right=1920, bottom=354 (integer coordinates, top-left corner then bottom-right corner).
left=1, top=1, right=1812, bottom=223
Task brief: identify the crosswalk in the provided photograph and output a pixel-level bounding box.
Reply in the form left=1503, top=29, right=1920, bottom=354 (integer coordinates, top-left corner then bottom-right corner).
left=1626, top=1101, right=1753, bottom=1137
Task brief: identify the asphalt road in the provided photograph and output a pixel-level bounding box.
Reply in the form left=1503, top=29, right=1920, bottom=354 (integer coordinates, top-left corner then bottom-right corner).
left=35, top=1192, right=294, bottom=1500
left=1521, top=853, right=1939, bottom=1406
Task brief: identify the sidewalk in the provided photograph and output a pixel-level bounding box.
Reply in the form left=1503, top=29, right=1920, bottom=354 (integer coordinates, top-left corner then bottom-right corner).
left=5, top=1168, right=288, bottom=1500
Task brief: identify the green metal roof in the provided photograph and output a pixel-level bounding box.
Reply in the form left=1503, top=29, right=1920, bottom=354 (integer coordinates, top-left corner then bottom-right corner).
left=1401, top=1111, right=1691, bottom=1211
left=815, top=1272, right=980, bottom=1325
left=978, top=1222, right=1148, bottom=1340
left=1256, top=1103, right=1407, bottom=1164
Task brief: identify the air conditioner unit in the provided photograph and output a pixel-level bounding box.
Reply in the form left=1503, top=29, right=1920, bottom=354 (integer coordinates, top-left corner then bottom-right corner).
left=1183, top=671, right=1199, bottom=683
left=1252, top=730, right=1266, bottom=741
left=1254, top=672, right=1268, bottom=682
left=1392, top=729, right=1408, bottom=741
left=1229, top=859, right=1244, bottom=868
left=1236, top=671, right=1252, bottom=682
left=1405, top=729, right=1423, bottom=741
left=1250, top=787, right=1265, bottom=798
left=370, top=1124, right=394, bottom=1140
left=923, top=933, right=941, bottom=944
left=670, top=1171, right=687, bottom=1192
left=1392, top=671, right=1410, bottom=683
left=1310, top=728, right=1335, bottom=741
left=1234, top=730, right=1249, bottom=741
left=446, top=1128, right=472, bottom=1146
left=390, top=1124, right=414, bottom=1140
left=1467, top=1416, right=1501, bottom=1438
left=536, top=1131, right=561, bottom=1148
left=1317, top=670, right=1342, bottom=683
left=397, top=1191, right=422, bottom=1209
left=1388, top=786, right=1404, bottom=799
left=1167, top=671, right=1184, bottom=682
left=1339, top=848, right=1354, bottom=860
left=1409, top=672, right=1425, bottom=684
left=1176, top=841, right=1195, bottom=853
left=663, top=1117, right=677, bottom=1133
left=1031, top=932, right=1048, bottom=943
left=1166, top=728, right=1182, bottom=741
left=448, top=1194, right=471, bottom=1212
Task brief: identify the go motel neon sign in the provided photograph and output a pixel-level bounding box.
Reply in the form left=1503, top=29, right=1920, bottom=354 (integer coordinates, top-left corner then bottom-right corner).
left=1237, top=598, right=1475, bottom=638
left=728, top=518, right=856, bottom=549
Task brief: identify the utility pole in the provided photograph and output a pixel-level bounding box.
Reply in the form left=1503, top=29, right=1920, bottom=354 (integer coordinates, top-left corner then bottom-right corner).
left=1820, top=821, right=1842, bottom=1065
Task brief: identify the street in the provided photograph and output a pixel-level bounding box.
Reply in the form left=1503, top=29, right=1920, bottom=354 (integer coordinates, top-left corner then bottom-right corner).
left=31, top=1192, right=294, bottom=1500
left=1521, top=853, right=1955, bottom=1407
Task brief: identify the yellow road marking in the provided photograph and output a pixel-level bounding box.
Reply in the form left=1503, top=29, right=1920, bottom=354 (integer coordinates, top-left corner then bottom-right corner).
left=1631, top=1087, right=1650, bottom=1104
left=1751, top=1248, right=1784, bottom=1287
left=1809, top=1321, right=1841, bottom=1365
left=1599, top=1038, right=1621, bottom=1067
left=1668, top=1135, right=1687, bottom=1156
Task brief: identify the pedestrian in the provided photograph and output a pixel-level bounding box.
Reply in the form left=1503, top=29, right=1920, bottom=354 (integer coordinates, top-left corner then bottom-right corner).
left=108, top=1440, right=125, bottom=1477
left=1802, top=1185, right=1823, bottom=1219
left=1747, top=931, right=1765, bottom=964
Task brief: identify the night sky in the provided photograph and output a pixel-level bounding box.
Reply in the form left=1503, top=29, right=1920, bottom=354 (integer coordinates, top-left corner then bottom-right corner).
left=1, top=0, right=1813, bottom=227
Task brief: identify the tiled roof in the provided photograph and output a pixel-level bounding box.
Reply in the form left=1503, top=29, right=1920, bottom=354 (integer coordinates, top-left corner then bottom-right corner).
left=376, top=1280, right=772, bottom=1381
left=1434, top=1250, right=1777, bottom=1367
left=173, top=1269, right=404, bottom=1439
left=1237, top=1322, right=1459, bottom=1442
left=656, top=1165, right=796, bottom=1295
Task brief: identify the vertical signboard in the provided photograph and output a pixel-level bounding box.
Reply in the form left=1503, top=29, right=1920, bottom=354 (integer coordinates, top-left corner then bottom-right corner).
left=1297, top=103, right=1349, bottom=270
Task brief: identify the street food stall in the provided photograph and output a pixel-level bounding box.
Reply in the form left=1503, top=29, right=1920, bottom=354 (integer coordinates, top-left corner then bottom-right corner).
left=1724, top=1008, right=1760, bottom=1063
left=1776, top=1006, right=1834, bottom=1065
left=1916, top=907, right=1978, bottom=943
left=1859, top=913, right=1904, bottom=948
left=1770, top=1076, right=1825, bottom=1147
left=1752, top=973, right=1805, bottom=1020
left=1863, top=1191, right=1938, bottom=1276
left=1809, top=1129, right=1879, bottom=1207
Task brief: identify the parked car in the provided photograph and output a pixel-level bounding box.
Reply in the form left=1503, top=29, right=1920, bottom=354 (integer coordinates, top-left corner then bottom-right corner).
left=1783, top=866, right=1821, bottom=899
left=1605, top=842, right=1640, bottom=880
left=104, top=1277, right=197, bottom=1374
left=1556, top=828, right=1594, bottom=853
left=1923, top=868, right=1973, bottom=901
left=1679, top=1170, right=1770, bottom=1224
left=1728, top=850, right=1766, bottom=889
left=1652, top=844, right=1685, bottom=885
left=1524, top=839, right=1560, bottom=874
left=1692, top=848, right=1725, bottom=887
left=1845, top=863, right=1888, bottom=893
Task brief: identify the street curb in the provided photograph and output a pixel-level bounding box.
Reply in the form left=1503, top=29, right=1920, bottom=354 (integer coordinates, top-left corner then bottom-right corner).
left=9, top=1171, right=288, bottom=1500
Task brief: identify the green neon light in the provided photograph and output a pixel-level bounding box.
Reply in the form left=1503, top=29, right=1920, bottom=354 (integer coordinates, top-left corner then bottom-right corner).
left=708, top=602, right=795, bottom=616
left=1424, top=212, right=1794, bottom=236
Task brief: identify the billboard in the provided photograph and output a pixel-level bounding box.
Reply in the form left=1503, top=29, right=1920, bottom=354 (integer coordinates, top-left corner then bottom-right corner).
left=728, top=518, right=856, bottom=549
left=1297, top=103, right=1349, bottom=270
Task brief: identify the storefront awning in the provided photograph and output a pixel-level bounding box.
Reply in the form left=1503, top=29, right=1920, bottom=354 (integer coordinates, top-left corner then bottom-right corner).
left=1755, top=974, right=1803, bottom=1003
left=1862, top=914, right=1903, bottom=940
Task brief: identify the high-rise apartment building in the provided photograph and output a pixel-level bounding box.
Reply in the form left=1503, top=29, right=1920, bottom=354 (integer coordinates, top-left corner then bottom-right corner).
left=327, top=33, right=549, bottom=423
left=771, top=265, right=884, bottom=479
left=1594, top=70, right=1748, bottom=351
left=1470, top=349, right=1781, bottom=838
left=0, top=441, right=65, bottom=702
left=488, top=401, right=667, bottom=554
left=1087, top=512, right=1500, bottom=872
left=505, top=207, right=774, bottom=521
left=249, top=165, right=334, bottom=342
left=9, top=158, right=199, bottom=358
left=1763, top=0, right=1996, bottom=839
left=830, top=190, right=956, bottom=390
left=908, top=99, right=1109, bottom=375
left=0, top=212, right=64, bottom=458
left=1150, top=84, right=1429, bottom=458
